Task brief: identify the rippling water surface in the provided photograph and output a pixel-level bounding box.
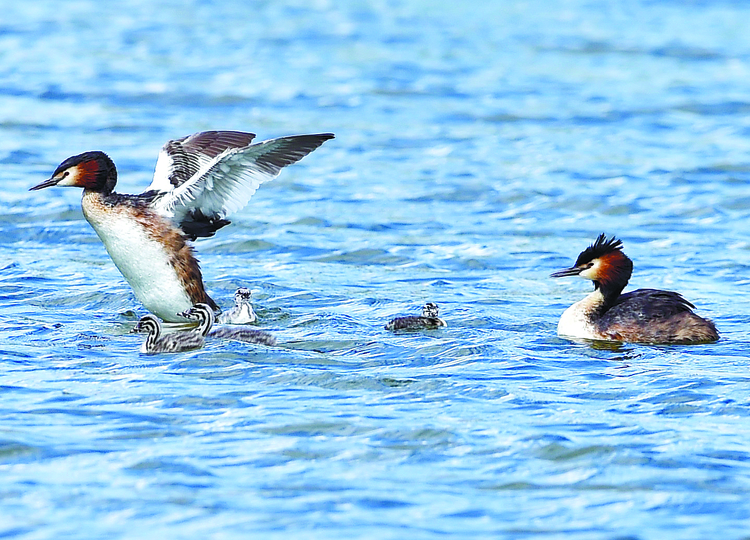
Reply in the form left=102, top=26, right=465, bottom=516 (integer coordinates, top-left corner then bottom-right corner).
left=3, top=1, right=750, bottom=538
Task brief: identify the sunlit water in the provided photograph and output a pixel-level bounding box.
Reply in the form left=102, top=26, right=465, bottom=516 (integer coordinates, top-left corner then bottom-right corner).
left=3, top=1, right=750, bottom=538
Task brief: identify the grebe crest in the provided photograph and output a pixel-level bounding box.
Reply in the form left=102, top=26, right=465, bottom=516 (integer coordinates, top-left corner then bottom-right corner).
left=217, top=287, right=257, bottom=324
left=30, top=131, right=334, bottom=322
left=134, top=313, right=206, bottom=354
left=385, top=302, right=447, bottom=331
left=551, top=233, right=718, bottom=345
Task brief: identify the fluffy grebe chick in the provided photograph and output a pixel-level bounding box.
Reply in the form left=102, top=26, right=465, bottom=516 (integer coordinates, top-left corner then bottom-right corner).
left=217, top=287, right=256, bottom=324
left=385, top=302, right=447, bottom=331
left=134, top=314, right=206, bottom=354
left=30, top=131, right=334, bottom=321
left=551, top=234, right=719, bottom=344
left=205, top=293, right=274, bottom=344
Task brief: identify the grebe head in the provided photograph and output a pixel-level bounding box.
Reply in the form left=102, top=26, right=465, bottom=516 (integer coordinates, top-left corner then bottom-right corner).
left=551, top=234, right=633, bottom=294
left=422, top=302, right=440, bottom=318
left=235, top=287, right=252, bottom=306
left=178, top=303, right=215, bottom=336
left=134, top=314, right=161, bottom=336
left=30, top=151, right=117, bottom=194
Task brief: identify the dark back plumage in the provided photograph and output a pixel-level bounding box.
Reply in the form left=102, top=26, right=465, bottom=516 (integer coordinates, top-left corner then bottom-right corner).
left=609, top=289, right=695, bottom=318
left=598, top=289, right=719, bottom=344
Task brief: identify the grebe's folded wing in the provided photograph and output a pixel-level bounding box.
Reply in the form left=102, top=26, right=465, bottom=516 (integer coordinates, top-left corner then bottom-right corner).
left=148, top=131, right=258, bottom=193
left=610, top=289, right=697, bottom=320
left=151, top=133, right=334, bottom=229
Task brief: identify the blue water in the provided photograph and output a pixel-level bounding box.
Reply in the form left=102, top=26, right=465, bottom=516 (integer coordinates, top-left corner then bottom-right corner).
left=3, top=0, right=750, bottom=538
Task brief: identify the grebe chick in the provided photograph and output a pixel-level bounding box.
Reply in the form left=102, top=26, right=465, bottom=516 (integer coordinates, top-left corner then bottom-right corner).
left=134, top=314, right=205, bottom=354
left=177, top=303, right=215, bottom=337
left=385, top=302, right=447, bottom=331
left=217, top=287, right=256, bottom=324
left=209, top=327, right=276, bottom=346
left=30, top=131, right=334, bottom=322
left=551, top=234, right=719, bottom=344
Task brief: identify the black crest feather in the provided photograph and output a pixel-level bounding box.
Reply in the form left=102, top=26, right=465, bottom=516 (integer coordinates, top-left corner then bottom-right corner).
left=575, top=233, right=623, bottom=266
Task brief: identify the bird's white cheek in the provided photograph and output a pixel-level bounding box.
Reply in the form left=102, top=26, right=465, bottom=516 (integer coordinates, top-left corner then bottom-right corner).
left=578, top=262, right=600, bottom=280
left=56, top=170, right=82, bottom=186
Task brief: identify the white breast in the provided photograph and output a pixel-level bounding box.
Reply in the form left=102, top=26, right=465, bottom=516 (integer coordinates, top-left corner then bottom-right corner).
left=217, top=304, right=256, bottom=324
left=82, top=195, right=193, bottom=322
left=556, top=292, right=603, bottom=340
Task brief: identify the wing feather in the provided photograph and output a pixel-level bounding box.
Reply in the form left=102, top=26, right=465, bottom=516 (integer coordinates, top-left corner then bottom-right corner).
left=148, top=131, right=258, bottom=193
left=152, top=133, right=334, bottom=229
left=607, top=289, right=696, bottom=320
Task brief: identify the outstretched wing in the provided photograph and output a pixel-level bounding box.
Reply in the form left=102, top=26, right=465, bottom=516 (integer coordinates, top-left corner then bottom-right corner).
left=148, top=131, right=258, bottom=192
left=150, top=132, right=334, bottom=239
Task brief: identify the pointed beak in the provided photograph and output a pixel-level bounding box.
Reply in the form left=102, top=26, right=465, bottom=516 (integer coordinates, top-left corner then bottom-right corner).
left=177, top=309, right=194, bottom=319
left=29, top=177, right=60, bottom=191
left=550, top=266, right=583, bottom=278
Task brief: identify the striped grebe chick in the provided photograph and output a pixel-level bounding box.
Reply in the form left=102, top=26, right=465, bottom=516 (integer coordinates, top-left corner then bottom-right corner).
left=30, top=131, right=334, bottom=321
left=134, top=314, right=205, bottom=354
left=385, top=302, right=447, bottom=331
left=551, top=234, right=719, bottom=344
left=217, top=287, right=256, bottom=324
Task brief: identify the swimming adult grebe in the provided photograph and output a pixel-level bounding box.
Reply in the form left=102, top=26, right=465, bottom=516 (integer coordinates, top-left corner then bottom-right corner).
left=385, top=302, right=447, bottom=331
left=217, top=287, right=256, bottom=324
left=30, top=131, right=334, bottom=321
left=551, top=234, right=719, bottom=344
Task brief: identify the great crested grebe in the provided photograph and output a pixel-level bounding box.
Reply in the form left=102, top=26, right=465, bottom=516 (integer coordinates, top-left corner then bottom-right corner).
left=217, top=287, right=256, bottom=324
left=385, top=302, right=447, bottom=331
left=551, top=234, right=719, bottom=344
left=30, top=131, right=333, bottom=321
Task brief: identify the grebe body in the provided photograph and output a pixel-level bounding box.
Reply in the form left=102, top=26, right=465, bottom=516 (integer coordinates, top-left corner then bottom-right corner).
left=552, top=234, right=718, bottom=345
left=82, top=190, right=198, bottom=320
left=385, top=302, right=447, bottom=331
left=134, top=314, right=205, bottom=354
left=31, top=131, right=334, bottom=321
